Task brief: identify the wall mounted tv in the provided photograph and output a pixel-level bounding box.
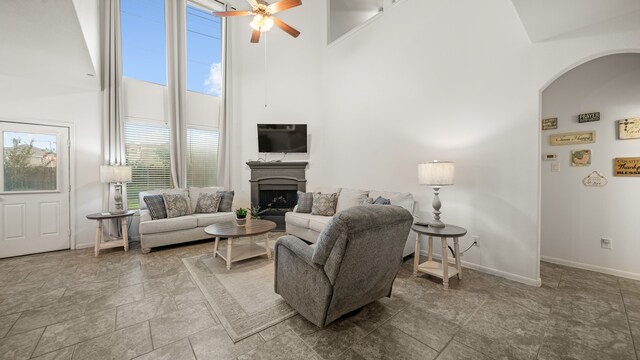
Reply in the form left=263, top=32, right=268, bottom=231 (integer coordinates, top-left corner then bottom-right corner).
left=257, top=124, right=308, bottom=153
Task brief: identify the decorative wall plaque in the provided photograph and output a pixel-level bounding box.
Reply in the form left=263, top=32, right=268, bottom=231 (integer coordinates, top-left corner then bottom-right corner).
left=618, top=118, right=640, bottom=140
left=582, top=171, right=607, bottom=187
left=614, top=157, right=640, bottom=177
left=578, top=112, right=600, bottom=123
left=550, top=131, right=596, bottom=146
left=571, top=149, right=591, bottom=167
left=541, top=118, right=558, bottom=130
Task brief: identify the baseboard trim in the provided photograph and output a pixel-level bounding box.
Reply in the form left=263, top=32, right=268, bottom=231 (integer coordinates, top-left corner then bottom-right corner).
left=420, top=250, right=542, bottom=287
left=75, top=243, right=94, bottom=250
left=541, top=255, right=640, bottom=281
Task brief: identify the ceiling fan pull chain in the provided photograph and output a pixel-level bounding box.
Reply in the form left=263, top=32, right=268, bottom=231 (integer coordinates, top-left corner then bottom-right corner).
left=264, top=32, right=268, bottom=108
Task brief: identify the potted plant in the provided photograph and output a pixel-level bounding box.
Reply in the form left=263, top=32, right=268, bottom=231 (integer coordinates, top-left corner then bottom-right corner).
left=235, top=207, right=248, bottom=226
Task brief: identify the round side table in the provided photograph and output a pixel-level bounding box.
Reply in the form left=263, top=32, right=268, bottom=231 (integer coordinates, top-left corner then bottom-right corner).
left=412, top=223, right=467, bottom=290
left=86, top=211, right=135, bottom=256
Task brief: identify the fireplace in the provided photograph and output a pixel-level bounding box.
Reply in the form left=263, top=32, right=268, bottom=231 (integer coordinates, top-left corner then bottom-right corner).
left=247, top=161, right=308, bottom=230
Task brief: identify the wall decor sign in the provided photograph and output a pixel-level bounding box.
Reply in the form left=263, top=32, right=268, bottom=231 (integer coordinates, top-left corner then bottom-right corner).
left=614, top=157, right=640, bottom=177
left=550, top=131, right=596, bottom=146
left=618, top=118, right=640, bottom=140
left=582, top=171, right=608, bottom=187
left=571, top=149, right=591, bottom=167
left=578, top=112, right=600, bottom=123
left=541, top=118, right=558, bottom=130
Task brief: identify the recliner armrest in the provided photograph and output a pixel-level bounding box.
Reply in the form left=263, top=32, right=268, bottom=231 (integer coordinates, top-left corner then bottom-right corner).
left=275, top=235, right=320, bottom=269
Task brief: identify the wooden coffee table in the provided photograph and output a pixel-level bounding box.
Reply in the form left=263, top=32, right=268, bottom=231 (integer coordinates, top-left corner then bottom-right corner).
left=204, top=219, right=277, bottom=270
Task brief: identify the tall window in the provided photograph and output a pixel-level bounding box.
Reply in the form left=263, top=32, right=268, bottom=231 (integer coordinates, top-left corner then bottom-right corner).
left=121, top=0, right=167, bottom=85
left=186, top=3, right=223, bottom=95
left=124, top=123, right=171, bottom=209
left=187, top=128, right=219, bottom=187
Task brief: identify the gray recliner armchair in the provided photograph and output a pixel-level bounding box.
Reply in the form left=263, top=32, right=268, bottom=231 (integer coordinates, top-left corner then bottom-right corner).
left=274, top=205, right=414, bottom=327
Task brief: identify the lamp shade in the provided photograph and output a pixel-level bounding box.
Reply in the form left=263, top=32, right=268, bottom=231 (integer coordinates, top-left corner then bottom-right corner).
left=100, top=165, right=132, bottom=183
left=418, top=161, right=455, bottom=186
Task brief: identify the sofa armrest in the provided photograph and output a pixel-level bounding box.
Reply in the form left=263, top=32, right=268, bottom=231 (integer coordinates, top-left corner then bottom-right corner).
left=139, top=209, right=152, bottom=223
left=275, top=235, right=318, bottom=269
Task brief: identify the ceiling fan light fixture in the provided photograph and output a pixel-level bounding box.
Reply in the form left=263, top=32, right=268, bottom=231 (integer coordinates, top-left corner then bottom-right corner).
left=250, top=14, right=274, bottom=32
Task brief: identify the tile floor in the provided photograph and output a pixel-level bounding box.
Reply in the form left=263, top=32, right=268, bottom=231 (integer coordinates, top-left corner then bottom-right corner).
left=0, top=239, right=639, bottom=360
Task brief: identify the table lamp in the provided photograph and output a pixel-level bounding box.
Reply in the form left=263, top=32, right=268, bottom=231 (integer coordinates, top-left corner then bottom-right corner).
left=100, top=165, right=132, bottom=214
left=418, top=161, right=454, bottom=228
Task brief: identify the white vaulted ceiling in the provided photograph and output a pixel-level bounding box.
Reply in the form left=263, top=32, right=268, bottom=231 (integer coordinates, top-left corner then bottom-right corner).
left=512, top=0, right=640, bottom=42
left=0, top=0, right=99, bottom=101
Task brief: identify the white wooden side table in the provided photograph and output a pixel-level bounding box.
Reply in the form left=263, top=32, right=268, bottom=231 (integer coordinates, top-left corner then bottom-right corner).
left=412, top=223, right=467, bottom=290
left=86, top=211, right=134, bottom=256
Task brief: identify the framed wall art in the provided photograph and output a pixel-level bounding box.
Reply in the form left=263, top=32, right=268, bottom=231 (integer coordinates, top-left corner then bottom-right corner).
left=578, top=112, right=600, bottom=123
left=571, top=149, right=591, bottom=167
left=618, top=118, right=640, bottom=140
left=541, top=117, right=558, bottom=130
left=550, top=131, right=596, bottom=146
left=582, top=171, right=608, bottom=187
left=614, top=157, right=640, bottom=176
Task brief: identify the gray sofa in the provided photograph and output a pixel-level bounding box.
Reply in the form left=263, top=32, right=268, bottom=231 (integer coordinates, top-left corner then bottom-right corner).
left=285, top=187, right=416, bottom=257
left=275, top=205, right=414, bottom=327
left=138, top=186, right=235, bottom=253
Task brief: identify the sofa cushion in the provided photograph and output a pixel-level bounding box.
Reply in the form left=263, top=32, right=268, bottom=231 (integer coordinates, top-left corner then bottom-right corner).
left=336, top=188, right=369, bottom=213
left=139, top=188, right=188, bottom=210
left=144, top=195, right=167, bottom=220
left=315, top=187, right=341, bottom=195
left=163, top=193, right=191, bottom=218
left=312, top=192, right=338, bottom=216
left=286, top=212, right=333, bottom=232
left=189, top=186, right=225, bottom=213
left=295, top=191, right=313, bottom=213
left=139, top=216, right=197, bottom=235
left=193, top=213, right=236, bottom=227
left=194, top=193, right=222, bottom=213
left=217, top=191, right=235, bottom=212
left=369, top=191, right=414, bottom=213
left=361, top=197, right=375, bottom=205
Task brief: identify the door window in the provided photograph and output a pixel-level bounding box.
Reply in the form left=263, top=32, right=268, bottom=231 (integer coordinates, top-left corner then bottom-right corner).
left=2, top=131, right=58, bottom=191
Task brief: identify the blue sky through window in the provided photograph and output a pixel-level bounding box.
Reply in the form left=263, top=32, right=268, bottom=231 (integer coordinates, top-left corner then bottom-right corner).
left=120, top=0, right=222, bottom=95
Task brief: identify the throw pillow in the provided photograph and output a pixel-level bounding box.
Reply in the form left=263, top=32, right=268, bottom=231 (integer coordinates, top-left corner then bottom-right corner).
left=373, top=196, right=391, bottom=205
left=311, top=192, right=338, bottom=216
left=194, top=192, right=222, bottom=214
left=216, top=191, right=235, bottom=212
left=144, top=195, right=167, bottom=220
left=360, top=197, right=375, bottom=205
left=295, top=191, right=313, bottom=213
left=163, top=193, right=191, bottom=218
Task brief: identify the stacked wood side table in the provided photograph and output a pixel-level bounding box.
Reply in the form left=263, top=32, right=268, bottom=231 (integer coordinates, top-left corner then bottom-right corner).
left=86, top=211, right=135, bottom=256
left=412, top=223, right=467, bottom=289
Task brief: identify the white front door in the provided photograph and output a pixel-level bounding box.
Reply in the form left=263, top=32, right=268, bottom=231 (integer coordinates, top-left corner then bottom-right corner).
left=0, top=122, right=70, bottom=258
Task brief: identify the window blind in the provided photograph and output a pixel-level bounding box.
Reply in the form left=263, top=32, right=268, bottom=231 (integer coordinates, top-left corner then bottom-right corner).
left=187, top=127, right=219, bottom=187
left=124, top=122, right=171, bottom=209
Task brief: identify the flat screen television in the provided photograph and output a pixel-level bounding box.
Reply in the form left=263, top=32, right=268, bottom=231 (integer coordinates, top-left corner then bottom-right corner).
left=257, top=124, right=307, bottom=153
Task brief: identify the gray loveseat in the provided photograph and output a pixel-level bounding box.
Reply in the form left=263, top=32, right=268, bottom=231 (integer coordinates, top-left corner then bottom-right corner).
left=275, top=205, right=414, bottom=327
left=138, top=187, right=235, bottom=253
left=285, top=187, right=416, bottom=257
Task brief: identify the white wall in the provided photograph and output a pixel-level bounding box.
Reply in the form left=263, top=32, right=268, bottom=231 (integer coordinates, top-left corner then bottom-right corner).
left=228, top=0, right=640, bottom=285
left=541, top=53, right=640, bottom=278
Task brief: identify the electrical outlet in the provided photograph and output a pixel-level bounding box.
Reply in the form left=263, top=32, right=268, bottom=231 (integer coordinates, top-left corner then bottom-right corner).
left=601, top=238, right=612, bottom=250
left=472, top=235, right=480, bottom=247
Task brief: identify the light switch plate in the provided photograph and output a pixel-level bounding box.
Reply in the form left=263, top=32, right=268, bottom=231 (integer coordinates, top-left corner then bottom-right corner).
left=551, top=162, right=560, bottom=172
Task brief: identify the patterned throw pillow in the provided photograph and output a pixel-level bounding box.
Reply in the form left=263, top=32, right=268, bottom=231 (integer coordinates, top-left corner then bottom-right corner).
left=216, top=191, right=235, bottom=212
left=295, top=191, right=314, bottom=213
left=360, top=197, right=375, bottom=206
left=373, top=196, right=391, bottom=205
left=311, top=192, right=338, bottom=216
left=163, top=193, right=191, bottom=218
left=194, top=193, right=222, bottom=214
left=144, top=195, right=167, bottom=220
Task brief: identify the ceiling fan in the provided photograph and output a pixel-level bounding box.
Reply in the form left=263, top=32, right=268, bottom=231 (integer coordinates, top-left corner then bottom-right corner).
left=213, top=0, right=301, bottom=43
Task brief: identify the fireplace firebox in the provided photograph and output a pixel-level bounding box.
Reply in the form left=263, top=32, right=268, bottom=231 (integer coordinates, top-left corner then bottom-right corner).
left=247, top=161, right=308, bottom=230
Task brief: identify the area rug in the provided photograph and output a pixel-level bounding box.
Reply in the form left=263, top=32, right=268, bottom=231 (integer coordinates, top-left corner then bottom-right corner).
left=182, top=239, right=297, bottom=342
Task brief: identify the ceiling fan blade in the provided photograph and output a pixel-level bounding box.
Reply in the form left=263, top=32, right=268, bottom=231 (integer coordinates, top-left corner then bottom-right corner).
left=251, top=30, right=261, bottom=43
left=247, top=0, right=259, bottom=7
left=213, top=10, right=252, bottom=17
left=273, top=17, right=300, bottom=38
left=268, top=0, right=301, bottom=14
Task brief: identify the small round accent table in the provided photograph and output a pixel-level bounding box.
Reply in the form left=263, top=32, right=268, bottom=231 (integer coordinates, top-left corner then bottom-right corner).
left=412, top=223, right=467, bottom=290
left=86, top=211, right=135, bottom=257
left=204, top=219, right=277, bottom=270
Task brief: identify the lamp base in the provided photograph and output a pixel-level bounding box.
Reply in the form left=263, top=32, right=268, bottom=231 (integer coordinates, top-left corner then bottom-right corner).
left=109, top=209, right=125, bottom=215
left=429, top=219, right=445, bottom=228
